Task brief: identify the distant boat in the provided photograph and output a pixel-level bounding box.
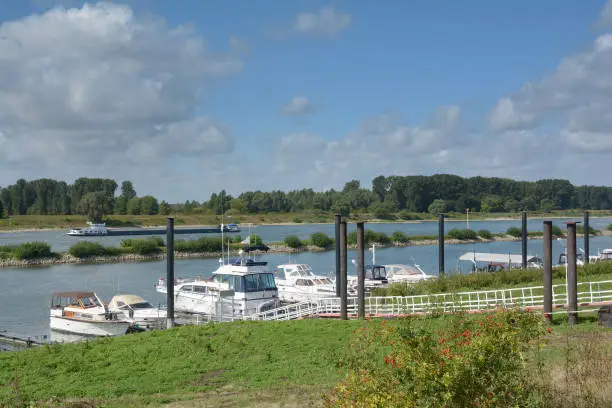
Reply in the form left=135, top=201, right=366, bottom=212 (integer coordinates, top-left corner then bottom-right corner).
left=66, top=222, right=108, bottom=236
left=459, top=252, right=543, bottom=272
left=224, top=223, right=240, bottom=233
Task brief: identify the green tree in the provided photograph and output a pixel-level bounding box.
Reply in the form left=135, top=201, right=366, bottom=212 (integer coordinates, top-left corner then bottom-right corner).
left=127, top=197, right=141, bottom=215
left=159, top=200, right=171, bottom=215
left=76, top=192, right=114, bottom=222
left=230, top=198, right=246, bottom=213
left=139, top=195, right=159, bottom=215
left=114, top=196, right=127, bottom=215
left=121, top=181, right=137, bottom=200
left=0, top=198, right=4, bottom=219
left=427, top=199, right=446, bottom=216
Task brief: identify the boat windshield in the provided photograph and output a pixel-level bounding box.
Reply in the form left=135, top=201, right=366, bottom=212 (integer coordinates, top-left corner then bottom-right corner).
left=312, top=278, right=331, bottom=285
left=214, top=273, right=277, bottom=292
left=129, top=302, right=155, bottom=309
left=80, top=296, right=102, bottom=308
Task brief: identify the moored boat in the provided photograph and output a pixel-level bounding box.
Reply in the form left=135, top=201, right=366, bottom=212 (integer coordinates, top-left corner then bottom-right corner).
left=108, top=294, right=166, bottom=330
left=274, top=263, right=336, bottom=303
left=49, top=292, right=130, bottom=336
left=66, top=222, right=108, bottom=236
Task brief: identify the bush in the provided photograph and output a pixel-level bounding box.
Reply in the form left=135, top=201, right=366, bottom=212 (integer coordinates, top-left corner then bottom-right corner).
left=391, top=231, right=410, bottom=243
left=324, top=310, right=546, bottom=407
left=607, top=224, right=612, bottom=231
left=477, top=229, right=492, bottom=239
left=310, top=232, right=333, bottom=249
left=551, top=225, right=563, bottom=237
left=284, top=235, right=303, bottom=249
left=12, top=242, right=54, bottom=260
left=174, top=237, right=223, bottom=253
left=292, top=217, right=303, bottom=223
left=448, top=228, right=478, bottom=240
left=120, top=237, right=163, bottom=255
left=576, top=225, right=599, bottom=235
left=398, top=210, right=422, bottom=221
left=506, top=227, right=522, bottom=238
left=69, top=241, right=122, bottom=258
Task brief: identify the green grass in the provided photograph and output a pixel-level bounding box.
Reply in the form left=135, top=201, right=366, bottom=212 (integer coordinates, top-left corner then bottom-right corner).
left=2, top=210, right=612, bottom=231
left=1, top=316, right=609, bottom=407
left=373, top=262, right=612, bottom=296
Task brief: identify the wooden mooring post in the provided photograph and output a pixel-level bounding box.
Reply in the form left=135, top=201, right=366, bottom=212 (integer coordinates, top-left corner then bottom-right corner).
left=357, top=222, right=365, bottom=319
left=543, top=221, right=553, bottom=322
left=166, top=217, right=175, bottom=329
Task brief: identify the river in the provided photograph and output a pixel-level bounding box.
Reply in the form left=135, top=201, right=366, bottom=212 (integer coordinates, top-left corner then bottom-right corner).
left=1, top=219, right=611, bottom=338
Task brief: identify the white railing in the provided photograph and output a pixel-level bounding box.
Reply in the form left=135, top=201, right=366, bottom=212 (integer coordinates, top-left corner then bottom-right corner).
left=244, top=280, right=612, bottom=321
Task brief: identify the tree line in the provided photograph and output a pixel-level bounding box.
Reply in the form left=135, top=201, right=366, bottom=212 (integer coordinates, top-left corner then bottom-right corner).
left=1, top=174, right=611, bottom=221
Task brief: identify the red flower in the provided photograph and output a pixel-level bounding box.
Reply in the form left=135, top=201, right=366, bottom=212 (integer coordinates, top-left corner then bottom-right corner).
left=547, top=327, right=552, bottom=333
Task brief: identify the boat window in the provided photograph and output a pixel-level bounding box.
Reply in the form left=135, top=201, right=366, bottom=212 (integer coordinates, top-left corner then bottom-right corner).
left=181, top=285, right=194, bottom=292
left=244, top=273, right=277, bottom=292
left=214, top=274, right=245, bottom=292
left=130, top=302, right=154, bottom=309
left=81, top=297, right=101, bottom=308
left=193, top=286, right=207, bottom=293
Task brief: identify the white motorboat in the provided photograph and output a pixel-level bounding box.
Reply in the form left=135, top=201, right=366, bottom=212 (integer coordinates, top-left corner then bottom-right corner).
left=66, top=222, right=108, bottom=236
left=384, top=264, right=436, bottom=284
left=49, top=292, right=131, bottom=337
left=274, top=263, right=336, bottom=303
left=155, top=251, right=279, bottom=318
left=108, top=294, right=166, bottom=330
left=597, top=249, right=612, bottom=262
left=459, top=252, right=544, bottom=272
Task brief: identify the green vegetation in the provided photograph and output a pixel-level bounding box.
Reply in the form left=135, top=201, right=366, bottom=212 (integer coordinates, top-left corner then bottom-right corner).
left=0, top=242, right=54, bottom=260
left=0, top=314, right=608, bottom=407
left=120, top=237, right=164, bottom=255
left=310, top=232, right=333, bottom=248
left=576, top=225, right=601, bottom=235
left=448, top=228, right=478, bottom=240
left=283, top=235, right=303, bottom=249
left=373, top=262, right=612, bottom=297
left=68, top=241, right=123, bottom=258
left=391, top=230, right=410, bottom=243
left=2, top=175, right=612, bottom=227
left=174, top=237, right=224, bottom=253
left=506, top=226, right=523, bottom=237
left=477, top=229, right=492, bottom=239
left=607, top=224, right=612, bottom=231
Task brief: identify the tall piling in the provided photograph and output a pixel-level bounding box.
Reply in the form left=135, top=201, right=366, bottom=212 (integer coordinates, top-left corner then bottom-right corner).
left=166, top=217, right=175, bottom=329
left=521, top=211, right=528, bottom=269
left=566, top=222, right=578, bottom=326
left=584, top=210, right=590, bottom=264
left=357, top=222, right=365, bottom=319
left=335, top=214, right=341, bottom=297
left=543, top=221, right=553, bottom=322
left=340, top=219, right=348, bottom=320
left=438, top=214, right=445, bottom=276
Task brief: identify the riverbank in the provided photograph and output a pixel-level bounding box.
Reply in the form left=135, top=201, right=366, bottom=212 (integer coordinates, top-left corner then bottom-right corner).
left=1, top=230, right=610, bottom=268
left=2, top=210, right=612, bottom=232
left=1, top=315, right=609, bottom=407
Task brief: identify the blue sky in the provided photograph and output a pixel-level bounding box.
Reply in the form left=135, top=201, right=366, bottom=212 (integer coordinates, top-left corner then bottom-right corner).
left=1, top=1, right=612, bottom=200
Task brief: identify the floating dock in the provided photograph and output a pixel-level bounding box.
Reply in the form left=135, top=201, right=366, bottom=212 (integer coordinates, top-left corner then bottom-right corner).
left=0, top=332, right=47, bottom=350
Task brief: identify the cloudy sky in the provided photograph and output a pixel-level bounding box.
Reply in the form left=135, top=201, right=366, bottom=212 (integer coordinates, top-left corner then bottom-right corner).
left=1, top=0, right=612, bottom=201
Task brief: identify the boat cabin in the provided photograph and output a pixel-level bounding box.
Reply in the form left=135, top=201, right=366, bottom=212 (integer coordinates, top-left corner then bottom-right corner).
left=51, top=291, right=104, bottom=310
left=365, top=265, right=388, bottom=282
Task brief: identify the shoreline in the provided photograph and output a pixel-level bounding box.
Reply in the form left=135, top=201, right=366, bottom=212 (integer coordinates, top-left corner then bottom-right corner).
left=3, top=233, right=608, bottom=269
left=1, top=215, right=611, bottom=234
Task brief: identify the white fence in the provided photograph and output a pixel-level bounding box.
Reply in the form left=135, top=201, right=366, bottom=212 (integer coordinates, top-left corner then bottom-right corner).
left=246, top=280, right=612, bottom=321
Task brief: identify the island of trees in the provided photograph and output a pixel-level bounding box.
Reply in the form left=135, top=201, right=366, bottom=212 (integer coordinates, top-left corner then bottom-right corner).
left=1, top=175, right=611, bottom=221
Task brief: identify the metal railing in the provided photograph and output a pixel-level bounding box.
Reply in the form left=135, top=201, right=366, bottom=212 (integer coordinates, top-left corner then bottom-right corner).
left=245, top=280, right=612, bottom=321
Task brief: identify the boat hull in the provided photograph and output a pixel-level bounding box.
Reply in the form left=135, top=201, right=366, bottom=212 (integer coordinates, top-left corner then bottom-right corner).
left=277, top=287, right=337, bottom=303
left=50, top=316, right=130, bottom=337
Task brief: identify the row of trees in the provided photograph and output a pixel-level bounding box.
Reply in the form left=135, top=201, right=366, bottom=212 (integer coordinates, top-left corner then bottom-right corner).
left=2, top=174, right=612, bottom=220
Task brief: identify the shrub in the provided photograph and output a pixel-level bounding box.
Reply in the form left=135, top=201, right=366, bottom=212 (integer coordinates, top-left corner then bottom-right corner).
left=398, top=210, right=422, bottom=221
left=477, top=229, right=492, bottom=239
left=174, top=237, right=223, bottom=253
left=607, top=224, right=612, bottom=232
left=292, top=217, right=303, bottom=223
left=323, top=310, right=546, bottom=407
left=69, top=242, right=122, bottom=258
left=310, top=232, right=333, bottom=248
left=284, top=235, right=303, bottom=249
left=576, top=225, right=599, bottom=235
left=246, top=235, right=263, bottom=246
left=506, top=227, right=522, bottom=238
left=120, top=237, right=163, bottom=255
left=348, top=230, right=392, bottom=245
left=391, top=231, right=410, bottom=243
left=551, top=225, right=563, bottom=237
left=231, top=235, right=243, bottom=244
left=448, top=228, right=478, bottom=240
left=12, top=242, right=54, bottom=260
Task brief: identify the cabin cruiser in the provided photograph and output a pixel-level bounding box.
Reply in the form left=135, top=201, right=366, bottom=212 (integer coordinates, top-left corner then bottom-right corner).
left=274, top=263, right=336, bottom=303
left=225, top=223, right=240, bottom=233
left=49, top=292, right=131, bottom=337
left=108, top=294, right=166, bottom=330
left=597, top=249, right=612, bottom=262
left=384, top=264, right=436, bottom=284
left=66, top=222, right=108, bottom=236
left=155, top=251, right=279, bottom=319
left=347, top=264, right=389, bottom=294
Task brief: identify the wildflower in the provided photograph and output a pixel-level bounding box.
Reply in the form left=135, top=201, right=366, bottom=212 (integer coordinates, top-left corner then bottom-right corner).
left=390, top=340, right=395, bottom=345
left=439, top=338, right=447, bottom=345
left=547, top=327, right=552, bottom=334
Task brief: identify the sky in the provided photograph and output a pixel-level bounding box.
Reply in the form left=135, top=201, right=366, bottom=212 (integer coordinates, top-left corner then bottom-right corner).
left=1, top=0, right=612, bottom=201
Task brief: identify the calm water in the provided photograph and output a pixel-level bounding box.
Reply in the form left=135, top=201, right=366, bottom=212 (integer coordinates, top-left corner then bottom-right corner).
left=1, top=229, right=611, bottom=337
left=1, top=217, right=611, bottom=252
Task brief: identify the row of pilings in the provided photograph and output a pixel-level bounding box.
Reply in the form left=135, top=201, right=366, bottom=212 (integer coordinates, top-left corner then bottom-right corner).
left=161, top=210, right=592, bottom=324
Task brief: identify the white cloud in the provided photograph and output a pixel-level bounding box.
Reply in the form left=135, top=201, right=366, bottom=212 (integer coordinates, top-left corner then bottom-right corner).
left=229, top=35, right=251, bottom=53
left=0, top=2, right=242, bottom=177
left=281, top=96, right=315, bottom=115
left=293, top=6, right=351, bottom=37
left=595, top=0, right=612, bottom=29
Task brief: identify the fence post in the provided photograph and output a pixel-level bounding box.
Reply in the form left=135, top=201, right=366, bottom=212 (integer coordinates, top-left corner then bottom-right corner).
left=566, top=222, right=578, bottom=326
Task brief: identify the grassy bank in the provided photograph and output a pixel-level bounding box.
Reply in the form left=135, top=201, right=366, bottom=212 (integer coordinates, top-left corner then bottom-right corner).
left=0, top=314, right=609, bottom=407
left=2, top=209, right=612, bottom=231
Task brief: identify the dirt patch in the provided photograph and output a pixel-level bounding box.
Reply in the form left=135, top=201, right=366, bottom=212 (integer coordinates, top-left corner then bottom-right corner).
left=164, top=387, right=324, bottom=408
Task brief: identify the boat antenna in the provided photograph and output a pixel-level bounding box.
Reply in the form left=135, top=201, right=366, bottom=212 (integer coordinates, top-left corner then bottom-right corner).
left=220, top=190, right=225, bottom=265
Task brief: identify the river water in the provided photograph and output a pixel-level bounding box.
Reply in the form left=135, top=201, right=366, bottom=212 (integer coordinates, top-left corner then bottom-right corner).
left=1, top=219, right=611, bottom=337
